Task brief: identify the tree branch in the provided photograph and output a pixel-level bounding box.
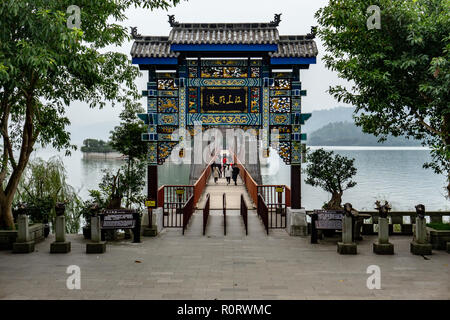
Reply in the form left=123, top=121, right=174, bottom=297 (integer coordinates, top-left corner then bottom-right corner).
left=413, top=111, right=442, bottom=137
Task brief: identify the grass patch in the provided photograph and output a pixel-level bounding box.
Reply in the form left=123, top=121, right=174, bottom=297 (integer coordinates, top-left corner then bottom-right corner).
left=426, top=222, right=450, bottom=230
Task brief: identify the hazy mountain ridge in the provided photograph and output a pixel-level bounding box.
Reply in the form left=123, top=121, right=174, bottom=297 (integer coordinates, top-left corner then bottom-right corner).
left=308, top=121, right=421, bottom=146
left=302, top=106, right=355, bottom=133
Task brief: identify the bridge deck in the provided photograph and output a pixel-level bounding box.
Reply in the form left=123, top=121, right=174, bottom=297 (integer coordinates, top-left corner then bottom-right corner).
left=196, top=174, right=255, bottom=210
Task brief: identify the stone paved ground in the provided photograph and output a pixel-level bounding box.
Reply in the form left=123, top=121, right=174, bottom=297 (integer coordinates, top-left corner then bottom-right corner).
left=0, top=211, right=449, bottom=300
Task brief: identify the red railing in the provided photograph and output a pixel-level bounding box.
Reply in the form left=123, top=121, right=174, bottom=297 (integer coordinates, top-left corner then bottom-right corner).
left=160, top=186, right=194, bottom=228
left=257, top=185, right=288, bottom=229
left=158, top=156, right=216, bottom=229
left=233, top=153, right=259, bottom=205
left=193, top=159, right=214, bottom=207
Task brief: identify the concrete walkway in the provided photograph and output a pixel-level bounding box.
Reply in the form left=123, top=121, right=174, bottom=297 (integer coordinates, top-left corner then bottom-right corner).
left=197, top=174, right=254, bottom=210
left=0, top=225, right=448, bottom=300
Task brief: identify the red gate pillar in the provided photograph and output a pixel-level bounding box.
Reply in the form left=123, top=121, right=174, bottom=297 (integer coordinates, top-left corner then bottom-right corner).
left=291, top=165, right=301, bottom=209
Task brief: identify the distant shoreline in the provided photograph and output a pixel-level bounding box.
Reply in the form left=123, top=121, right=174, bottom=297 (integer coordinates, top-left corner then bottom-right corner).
left=82, top=151, right=126, bottom=160
left=309, top=146, right=430, bottom=151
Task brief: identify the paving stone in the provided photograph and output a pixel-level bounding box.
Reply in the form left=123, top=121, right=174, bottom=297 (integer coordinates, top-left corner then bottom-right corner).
left=0, top=224, right=449, bottom=299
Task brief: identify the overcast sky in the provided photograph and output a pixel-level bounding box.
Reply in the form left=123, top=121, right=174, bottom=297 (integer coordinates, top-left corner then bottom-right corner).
left=67, top=0, right=352, bottom=131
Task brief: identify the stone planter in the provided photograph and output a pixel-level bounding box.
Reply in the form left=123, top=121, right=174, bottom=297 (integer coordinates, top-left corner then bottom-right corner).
left=0, top=223, right=45, bottom=250
left=427, top=228, right=450, bottom=250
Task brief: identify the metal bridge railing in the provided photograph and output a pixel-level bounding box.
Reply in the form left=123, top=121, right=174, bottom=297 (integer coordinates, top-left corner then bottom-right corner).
left=257, top=193, right=269, bottom=235
left=240, top=194, right=248, bottom=236
left=202, top=194, right=210, bottom=236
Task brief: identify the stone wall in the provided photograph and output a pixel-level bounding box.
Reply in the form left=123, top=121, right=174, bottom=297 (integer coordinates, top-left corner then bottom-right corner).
left=0, top=223, right=45, bottom=250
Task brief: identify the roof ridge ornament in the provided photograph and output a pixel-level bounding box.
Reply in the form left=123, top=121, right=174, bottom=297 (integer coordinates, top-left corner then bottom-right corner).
left=306, top=26, right=318, bottom=39
left=130, top=27, right=142, bottom=40
left=269, top=13, right=282, bottom=27
left=168, top=15, right=180, bottom=27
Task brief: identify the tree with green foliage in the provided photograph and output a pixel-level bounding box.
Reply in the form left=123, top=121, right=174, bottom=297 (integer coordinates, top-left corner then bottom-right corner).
left=304, top=149, right=357, bottom=210
left=14, top=157, right=83, bottom=233
left=81, top=139, right=116, bottom=153
left=316, top=0, right=450, bottom=198
left=0, top=0, right=180, bottom=229
left=109, top=101, right=148, bottom=209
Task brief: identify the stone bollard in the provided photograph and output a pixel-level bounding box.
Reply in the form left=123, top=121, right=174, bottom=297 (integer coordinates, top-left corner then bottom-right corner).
left=286, top=208, right=308, bottom=237
left=142, top=207, right=163, bottom=237
left=373, top=201, right=394, bottom=254
left=410, top=204, right=432, bottom=255
left=50, top=204, right=71, bottom=253
left=13, top=213, right=35, bottom=253
left=86, top=215, right=106, bottom=254
left=337, top=203, right=357, bottom=254
left=143, top=208, right=157, bottom=237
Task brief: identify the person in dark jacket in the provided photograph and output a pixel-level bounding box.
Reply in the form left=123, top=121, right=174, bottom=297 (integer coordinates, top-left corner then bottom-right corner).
left=231, top=164, right=240, bottom=186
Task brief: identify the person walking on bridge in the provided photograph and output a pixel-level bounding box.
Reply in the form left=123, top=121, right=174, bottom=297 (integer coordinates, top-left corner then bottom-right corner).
left=231, top=164, right=240, bottom=186
left=213, top=166, right=220, bottom=184
left=224, top=164, right=232, bottom=185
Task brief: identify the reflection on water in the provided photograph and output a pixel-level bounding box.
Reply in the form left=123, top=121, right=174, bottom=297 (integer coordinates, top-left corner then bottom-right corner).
left=34, top=147, right=449, bottom=211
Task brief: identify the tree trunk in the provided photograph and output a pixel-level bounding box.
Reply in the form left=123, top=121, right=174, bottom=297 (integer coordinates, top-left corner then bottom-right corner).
left=447, top=171, right=450, bottom=200
left=107, top=196, right=122, bottom=209
left=0, top=193, right=15, bottom=230
left=324, top=192, right=343, bottom=210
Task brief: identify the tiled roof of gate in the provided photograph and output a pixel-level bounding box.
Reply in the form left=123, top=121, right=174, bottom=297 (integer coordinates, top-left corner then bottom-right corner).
left=130, top=21, right=318, bottom=59
left=168, top=23, right=279, bottom=44
left=269, top=36, right=318, bottom=58
left=131, top=37, right=179, bottom=58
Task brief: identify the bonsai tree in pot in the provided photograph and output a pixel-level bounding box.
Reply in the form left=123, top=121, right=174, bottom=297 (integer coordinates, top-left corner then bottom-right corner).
left=304, top=148, right=358, bottom=210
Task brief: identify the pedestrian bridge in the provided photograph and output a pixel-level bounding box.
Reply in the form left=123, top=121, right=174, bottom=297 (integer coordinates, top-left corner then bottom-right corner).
left=156, top=151, right=291, bottom=236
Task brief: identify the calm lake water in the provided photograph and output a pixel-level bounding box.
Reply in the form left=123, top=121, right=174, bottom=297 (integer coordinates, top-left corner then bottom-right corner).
left=34, top=146, right=449, bottom=212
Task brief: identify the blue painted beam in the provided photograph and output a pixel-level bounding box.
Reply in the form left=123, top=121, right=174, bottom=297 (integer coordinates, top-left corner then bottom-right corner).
left=132, top=57, right=178, bottom=65
left=301, top=113, right=312, bottom=124
left=270, top=57, right=317, bottom=65
left=137, top=113, right=149, bottom=124
left=171, top=44, right=278, bottom=52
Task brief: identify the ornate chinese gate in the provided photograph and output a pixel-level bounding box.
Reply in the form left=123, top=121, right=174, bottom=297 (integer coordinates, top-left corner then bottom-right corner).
left=131, top=14, right=318, bottom=210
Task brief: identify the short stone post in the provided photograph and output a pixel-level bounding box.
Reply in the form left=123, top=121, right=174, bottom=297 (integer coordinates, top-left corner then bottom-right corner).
left=86, top=215, right=106, bottom=254
left=50, top=203, right=71, bottom=253
left=410, top=204, right=432, bottom=255
left=142, top=207, right=163, bottom=237
left=337, top=203, right=357, bottom=254
left=373, top=201, right=394, bottom=254
left=286, top=208, right=308, bottom=237
left=143, top=207, right=157, bottom=237
left=13, top=207, right=35, bottom=253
